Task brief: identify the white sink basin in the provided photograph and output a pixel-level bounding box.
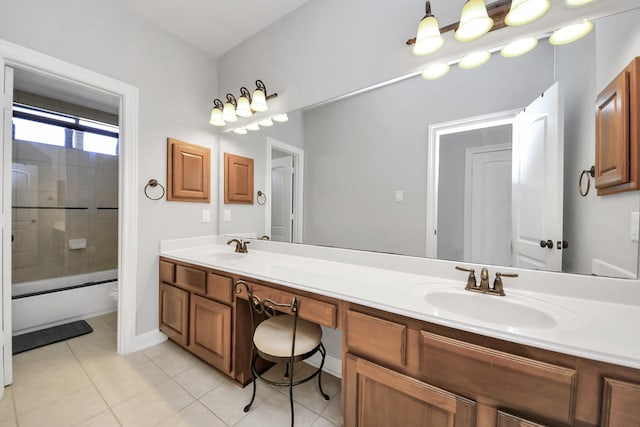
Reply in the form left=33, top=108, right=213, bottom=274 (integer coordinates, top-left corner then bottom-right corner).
left=410, top=285, right=581, bottom=330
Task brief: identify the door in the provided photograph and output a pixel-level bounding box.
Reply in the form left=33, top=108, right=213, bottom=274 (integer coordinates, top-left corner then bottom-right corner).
left=463, top=143, right=512, bottom=265
left=511, top=82, right=564, bottom=271
left=1, top=65, right=14, bottom=391
left=271, top=155, right=293, bottom=242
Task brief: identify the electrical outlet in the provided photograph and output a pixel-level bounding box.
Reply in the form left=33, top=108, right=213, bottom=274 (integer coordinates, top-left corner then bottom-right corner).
left=631, top=211, right=639, bottom=242
left=224, top=210, right=231, bottom=222
left=395, top=190, right=403, bottom=202
left=201, top=210, right=210, bottom=223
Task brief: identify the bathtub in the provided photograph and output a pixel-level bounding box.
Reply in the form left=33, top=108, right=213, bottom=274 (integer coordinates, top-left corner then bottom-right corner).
left=12, top=269, right=118, bottom=335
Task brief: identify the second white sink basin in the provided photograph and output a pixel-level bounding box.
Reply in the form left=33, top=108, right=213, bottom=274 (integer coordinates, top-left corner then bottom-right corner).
left=410, top=285, right=581, bottom=330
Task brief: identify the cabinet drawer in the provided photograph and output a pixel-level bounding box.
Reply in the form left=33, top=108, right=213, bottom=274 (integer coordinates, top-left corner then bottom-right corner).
left=420, top=331, right=577, bottom=425
left=175, top=264, right=207, bottom=293
left=159, top=260, right=175, bottom=284
left=207, top=273, right=233, bottom=304
left=236, top=282, right=337, bottom=328
left=346, top=310, right=406, bottom=369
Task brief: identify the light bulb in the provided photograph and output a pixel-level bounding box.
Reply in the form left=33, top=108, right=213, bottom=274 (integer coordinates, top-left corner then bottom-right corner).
left=222, top=102, right=237, bottom=122
left=413, top=16, right=445, bottom=56
left=208, top=108, right=225, bottom=126
left=455, top=0, right=493, bottom=42
left=500, top=37, right=539, bottom=57
left=251, top=89, right=268, bottom=112
left=459, top=50, right=491, bottom=69
left=421, top=63, right=450, bottom=80
left=236, top=96, right=253, bottom=118
left=505, top=0, right=550, bottom=26
left=549, top=20, right=593, bottom=45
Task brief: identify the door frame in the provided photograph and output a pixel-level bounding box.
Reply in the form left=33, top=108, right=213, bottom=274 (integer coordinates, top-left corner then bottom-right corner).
left=265, top=137, right=304, bottom=243
left=426, top=109, right=520, bottom=258
left=0, top=40, right=140, bottom=360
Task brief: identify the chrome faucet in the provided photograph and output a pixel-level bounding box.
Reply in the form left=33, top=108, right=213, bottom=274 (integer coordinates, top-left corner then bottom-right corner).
left=227, top=238, right=250, bottom=253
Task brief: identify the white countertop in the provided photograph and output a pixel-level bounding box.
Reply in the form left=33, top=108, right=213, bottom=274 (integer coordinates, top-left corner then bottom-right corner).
left=160, top=237, right=640, bottom=370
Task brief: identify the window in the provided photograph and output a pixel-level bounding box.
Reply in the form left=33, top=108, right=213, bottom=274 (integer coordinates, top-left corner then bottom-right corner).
left=12, top=104, right=119, bottom=156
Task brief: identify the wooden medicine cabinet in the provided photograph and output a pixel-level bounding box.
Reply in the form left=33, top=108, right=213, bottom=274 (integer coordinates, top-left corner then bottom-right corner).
left=224, top=153, right=254, bottom=204
left=167, top=138, right=211, bottom=202
left=595, top=57, right=640, bottom=195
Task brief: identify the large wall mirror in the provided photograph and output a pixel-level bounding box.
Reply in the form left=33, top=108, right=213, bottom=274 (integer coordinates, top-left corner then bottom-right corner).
left=219, top=5, right=640, bottom=280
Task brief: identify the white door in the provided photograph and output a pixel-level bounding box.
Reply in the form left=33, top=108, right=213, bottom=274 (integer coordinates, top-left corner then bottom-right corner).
left=270, top=155, right=293, bottom=242
left=512, top=82, right=564, bottom=271
left=463, top=143, right=512, bottom=265
left=1, top=65, right=14, bottom=392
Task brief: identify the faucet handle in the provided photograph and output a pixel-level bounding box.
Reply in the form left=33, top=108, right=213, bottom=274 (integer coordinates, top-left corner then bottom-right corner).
left=455, top=266, right=476, bottom=290
left=492, top=272, right=518, bottom=296
left=241, top=241, right=250, bottom=253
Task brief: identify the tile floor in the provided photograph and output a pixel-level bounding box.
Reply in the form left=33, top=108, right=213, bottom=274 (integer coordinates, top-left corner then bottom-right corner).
left=0, top=313, right=341, bottom=427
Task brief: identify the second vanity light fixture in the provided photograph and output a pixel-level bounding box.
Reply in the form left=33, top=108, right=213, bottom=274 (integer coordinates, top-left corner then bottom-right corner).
left=209, top=80, right=277, bottom=127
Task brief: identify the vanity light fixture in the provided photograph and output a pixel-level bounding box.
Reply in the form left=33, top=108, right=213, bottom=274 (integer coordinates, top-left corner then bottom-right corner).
left=246, top=122, right=261, bottom=131
left=564, top=0, right=596, bottom=7
left=421, top=62, right=451, bottom=80
left=455, top=0, right=494, bottom=42
left=258, top=117, right=274, bottom=127
left=549, top=20, right=593, bottom=45
left=504, top=0, right=550, bottom=26
left=459, top=50, right=491, bottom=69
left=222, top=94, right=238, bottom=123
left=500, top=36, right=539, bottom=57
left=232, top=127, right=248, bottom=135
left=236, top=87, right=253, bottom=118
left=412, top=1, right=445, bottom=56
left=251, top=80, right=270, bottom=112
left=209, top=99, right=226, bottom=126
left=272, top=113, right=289, bottom=123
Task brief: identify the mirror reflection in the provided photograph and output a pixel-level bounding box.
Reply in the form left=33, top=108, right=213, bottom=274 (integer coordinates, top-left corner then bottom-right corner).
left=219, top=7, right=640, bottom=280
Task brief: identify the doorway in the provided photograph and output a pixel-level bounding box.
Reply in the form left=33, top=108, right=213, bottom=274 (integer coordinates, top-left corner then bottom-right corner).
left=265, top=137, right=304, bottom=243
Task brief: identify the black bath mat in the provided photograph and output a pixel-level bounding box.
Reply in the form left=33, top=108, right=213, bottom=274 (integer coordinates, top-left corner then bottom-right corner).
left=12, top=320, right=93, bottom=354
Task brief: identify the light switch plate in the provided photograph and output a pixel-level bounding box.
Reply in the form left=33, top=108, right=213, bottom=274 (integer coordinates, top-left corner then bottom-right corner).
left=224, top=210, right=231, bottom=222
left=201, top=209, right=210, bottom=223
left=631, top=211, right=639, bottom=242
left=395, top=190, right=403, bottom=202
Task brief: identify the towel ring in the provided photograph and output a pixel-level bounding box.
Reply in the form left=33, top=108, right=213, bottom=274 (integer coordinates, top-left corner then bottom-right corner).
left=144, top=179, right=165, bottom=200
left=579, top=166, right=595, bottom=197
left=257, top=191, right=267, bottom=205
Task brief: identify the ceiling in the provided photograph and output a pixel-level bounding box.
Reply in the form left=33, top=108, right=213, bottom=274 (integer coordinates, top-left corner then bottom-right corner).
left=111, top=0, right=312, bottom=59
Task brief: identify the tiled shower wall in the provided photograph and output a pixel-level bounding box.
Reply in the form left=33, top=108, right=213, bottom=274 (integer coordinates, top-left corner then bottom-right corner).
left=12, top=140, right=118, bottom=284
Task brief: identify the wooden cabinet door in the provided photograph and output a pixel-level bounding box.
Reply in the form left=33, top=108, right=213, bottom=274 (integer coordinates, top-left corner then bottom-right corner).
left=601, top=378, right=640, bottom=427
left=224, top=152, right=254, bottom=204
left=167, top=138, right=211, bottom=202
left=188, top=294, right=232, bottom=372
left=344, top=354, right=475, bottom=427
left=159, top=282, right=189, bottom=346
left=497, top=411, right=547, bottom=427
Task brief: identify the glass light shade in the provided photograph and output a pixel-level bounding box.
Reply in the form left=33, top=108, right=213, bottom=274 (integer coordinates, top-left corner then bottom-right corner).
left=421, top=63, right=450, bottom=80
left=251, top=89, right=268, bottom=112
left=272, top=113, right=289, bottom=123
left=232, top=127, right=248, bottom=135
left=459, top=50, right=491, bottom=69
left=412, top=16, right=445, bottom=56
left=222, top=102, right=238, bottom=122
left=454, top=0, right=493, bottom=42
left=549, top=20, right=593, bottom=45
left=236, top=96, right=253, bottom=118
left=258, top=118, right=274, bottom=127
left=208, top=108, right=225, bottom=126
left=246, top=122, right=260, bottom=131
left=565, top=0, right=596, bottom=7
left=504, top=0, right=550, bottom=26
left=500, top=37, right=538, bottom=57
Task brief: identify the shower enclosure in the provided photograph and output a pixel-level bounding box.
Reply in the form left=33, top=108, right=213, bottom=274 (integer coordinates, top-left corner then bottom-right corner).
left=11, top=99, right=119, bottom=333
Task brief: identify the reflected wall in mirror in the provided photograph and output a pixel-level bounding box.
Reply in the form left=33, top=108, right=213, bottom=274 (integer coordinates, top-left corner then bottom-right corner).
left=219, top=7, right=640, bottom=280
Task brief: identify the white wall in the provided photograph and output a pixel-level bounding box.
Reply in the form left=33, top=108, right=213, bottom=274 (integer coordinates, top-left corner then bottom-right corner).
left=0, top=0, right=219, bottom=335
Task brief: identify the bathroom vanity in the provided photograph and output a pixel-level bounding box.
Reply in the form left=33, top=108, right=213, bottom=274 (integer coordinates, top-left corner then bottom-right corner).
left=159, top=237, right=640, bottom=427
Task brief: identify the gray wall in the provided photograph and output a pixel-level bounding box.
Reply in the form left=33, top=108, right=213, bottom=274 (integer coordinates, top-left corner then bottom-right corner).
left=0, top=0, right=219, bottom=335
left=302, top=45, right=554, bottom=257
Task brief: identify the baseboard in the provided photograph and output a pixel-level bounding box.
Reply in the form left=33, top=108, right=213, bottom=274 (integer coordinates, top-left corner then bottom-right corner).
left=128, top=328, right=167, bottom=354
left=305, top=352, right=342, bottom=379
